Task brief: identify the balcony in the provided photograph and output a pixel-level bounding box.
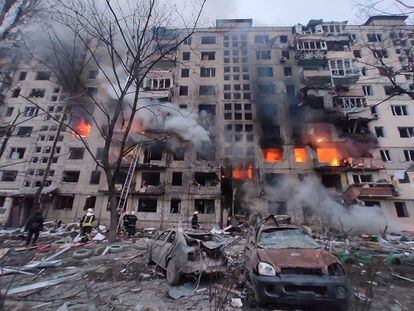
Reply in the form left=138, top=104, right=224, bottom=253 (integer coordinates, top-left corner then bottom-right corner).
left=343, top=182, right=396, bottom=204
left=346, top=157, right=385, bottom=171
left=134, top=185, right=165, bottom=196
left=301, top=68, right=331, bottom=86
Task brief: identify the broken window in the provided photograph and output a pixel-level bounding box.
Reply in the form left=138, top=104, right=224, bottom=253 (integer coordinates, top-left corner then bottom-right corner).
left=257, top=67, right=273, bottom=77
left=170, top=199, right=181, bottom=213
left=256, top=50, right=271, bottom=60
left=195, top=199, right=214, bottom=214
left=16, top=126, right=32, bottom=137
left=352, top=174, right=373, bottom=184
left=55, top=196, right=74, bottom=210
left=404, top=150, right=414, bottom=162
left=172, top=172, right=182, bottom=186
left=373, top=49, right=388, bottom=58
left=89, top=171, right=101, bottom=184
left=173, top=148, right=185, bottom=161
left=329, top=59, right=358, bottom=77
left=280, top=35, right=288, bottom=43
left=375, top=127, right=384, bottom=137
left=353, top=50, right=361, bottom=58
left=138, top=199, right=157, bottom=213
left=182, top=52, right=190, bottom=60
left=199, top=85, right=215, bottom=96
left=29, top=89, right=45, bottom=98
left=86, top=87, right=98, bottom=96
left=391, top=105, right=408, bottom=116
left=367, top=33, right=381, bottom=42
left=5, top=107, right=14, bottom=117
left=197, top=144, right=215, bottom=161
left=281, top=50, right=290, bottom=59
left=194, top=172, right=219, bottom=187
left=283, top=67, right=292, bottom=76
left=254, top=35, right=269, bottom=44
left=9, top=148, right=25, bottom=159
left=362, top=85, right=373, bottom=96
left=179, top=86, right=188, bottom=96
left=141, top=172, right=160, bottom=186
left=398, top=127, right=414, bottom=138
left=19, top=72, right=27, bottom=80
left=68, top=147, right=85, bottom=160
left=395, top=202, right=409, bottom=217
left=380, top=149, right=391, bottom=162
left=321, top=174, right=342, bottom=191
left=62, top=171, right=80, bottom=183
left=144, top=145, right=163, bottom=162
left=268, top=201, right=287, bottom=214
left=201, top=36, right=216, bottom=44
left=84, top=196, right=96, bottom=210
left=263, top=148, right=283, bottom=162
left=294, top=148, right=306, bottom=163
left=364, top=201, right=380, bottom=207
left=11, top=88, right=20, bottom=98
left=0, top=170, right=17, bottom=181
left=35, top=71, right=51, bottom=80
left=317, top=148, right=340, bottom=166
left=200, top=67, right=216, bottom=77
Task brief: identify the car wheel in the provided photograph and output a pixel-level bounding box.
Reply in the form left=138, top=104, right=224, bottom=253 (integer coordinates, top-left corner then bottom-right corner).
left=166, top=259, right=181, bottom=285
left=145, top=248, right=153, bottom=265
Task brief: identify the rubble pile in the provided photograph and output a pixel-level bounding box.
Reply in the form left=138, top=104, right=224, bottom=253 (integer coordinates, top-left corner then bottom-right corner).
left=0, top=221, right=413, bottom=310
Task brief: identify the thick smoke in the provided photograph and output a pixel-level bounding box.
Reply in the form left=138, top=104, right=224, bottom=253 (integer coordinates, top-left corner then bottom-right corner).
left=251, top=175, right=409, bottom=234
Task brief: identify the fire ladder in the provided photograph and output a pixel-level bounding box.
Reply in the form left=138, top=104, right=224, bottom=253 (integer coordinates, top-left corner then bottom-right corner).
left=116, top=144, right=141, bottom=230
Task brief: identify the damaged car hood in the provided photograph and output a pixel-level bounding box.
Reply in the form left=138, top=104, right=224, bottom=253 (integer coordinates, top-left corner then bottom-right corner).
left=257, top=248, right=337, bottom=270
left=201, top=240, right=225, bottom=250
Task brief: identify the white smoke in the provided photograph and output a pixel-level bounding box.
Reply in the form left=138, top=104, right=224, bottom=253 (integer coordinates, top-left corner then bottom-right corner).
left=261, top=175, right=409, bottom=234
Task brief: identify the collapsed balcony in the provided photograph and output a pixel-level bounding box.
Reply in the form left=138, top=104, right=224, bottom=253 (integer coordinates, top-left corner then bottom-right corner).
left=336, top=119, right=378, bottom=144
left=343, top=182, right=397, bottom=204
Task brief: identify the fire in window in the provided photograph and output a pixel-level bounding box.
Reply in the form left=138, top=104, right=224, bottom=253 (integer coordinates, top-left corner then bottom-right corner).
left=317, top=148, right=340, bottom=166
left=294, top=148, right=306, bottom=163
left=263, top=148, right=283, bottom=162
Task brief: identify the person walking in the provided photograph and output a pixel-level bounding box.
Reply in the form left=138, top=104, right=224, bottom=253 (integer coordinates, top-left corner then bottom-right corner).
left=25, top=209, right=44, bottom=246
left=79, top=208, right=95, bottom=242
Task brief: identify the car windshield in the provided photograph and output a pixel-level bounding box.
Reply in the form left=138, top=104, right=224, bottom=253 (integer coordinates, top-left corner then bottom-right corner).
left=258, top=229, right=320, bottom=249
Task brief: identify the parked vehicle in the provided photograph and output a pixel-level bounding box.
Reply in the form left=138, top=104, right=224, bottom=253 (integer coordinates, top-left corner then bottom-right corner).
left=146, top=228, right=227, bottom=285
left=244, top=214, right=352, bottom=310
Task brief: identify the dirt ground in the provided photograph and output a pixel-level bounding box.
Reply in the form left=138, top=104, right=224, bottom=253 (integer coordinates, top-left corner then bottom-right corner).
left=1, top=233, right=413, bottom=311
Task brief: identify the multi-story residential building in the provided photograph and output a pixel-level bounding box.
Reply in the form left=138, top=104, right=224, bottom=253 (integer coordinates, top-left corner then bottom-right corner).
left=0, top=15, right=413, bottom=230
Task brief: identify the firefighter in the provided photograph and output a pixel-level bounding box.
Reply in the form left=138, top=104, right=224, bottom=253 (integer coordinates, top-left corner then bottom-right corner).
left=191, top=211, right=199, bottom=229
left=122, top=211, right=130, bottom=233
left=80, top=208, right=95, bottom=242
left=127, top=210, right=138, bottom=237
left=25, top=209, right=44, bottom=246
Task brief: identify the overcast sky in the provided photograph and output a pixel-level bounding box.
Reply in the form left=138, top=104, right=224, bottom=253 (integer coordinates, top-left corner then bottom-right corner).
left=194, top=0, right=410, bottom=27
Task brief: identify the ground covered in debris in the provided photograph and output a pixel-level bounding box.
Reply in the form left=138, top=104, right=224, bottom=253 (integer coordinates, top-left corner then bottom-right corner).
left=1, top=226, right=414, bottom=310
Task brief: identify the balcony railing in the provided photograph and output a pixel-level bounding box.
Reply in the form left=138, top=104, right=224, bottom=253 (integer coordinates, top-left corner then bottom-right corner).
left=343, top=182, right=396, bottom=204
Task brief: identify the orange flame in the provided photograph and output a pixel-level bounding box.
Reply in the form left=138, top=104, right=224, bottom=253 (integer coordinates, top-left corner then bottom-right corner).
left=233, top=165, right=254, bottom=180
left=263, top=148, right=283, bottom=163
left=294, top=148, right=307, bottom=163
left=74, top=118, right=91, bottom=137
left=317, top=148, right=340, bottom=166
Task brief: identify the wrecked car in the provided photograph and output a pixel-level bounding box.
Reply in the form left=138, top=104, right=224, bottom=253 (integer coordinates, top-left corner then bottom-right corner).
left=244, top=215, right=352, bottom=310
left=146, top=228, right=227, bottom=285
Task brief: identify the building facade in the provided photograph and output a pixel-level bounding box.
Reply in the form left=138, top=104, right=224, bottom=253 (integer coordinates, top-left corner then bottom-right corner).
left=0, top=16, right=413, bottom=230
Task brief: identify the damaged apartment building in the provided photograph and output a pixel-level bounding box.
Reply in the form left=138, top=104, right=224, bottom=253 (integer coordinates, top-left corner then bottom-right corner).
left=0, top=16, right=413, bottom=230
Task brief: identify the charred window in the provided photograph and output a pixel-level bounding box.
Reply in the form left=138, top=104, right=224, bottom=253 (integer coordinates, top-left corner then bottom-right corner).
left=170, top=199, right=181, bottom=213
left=173, top=148, right=185, bottom=161
left=194, top=172, right=219, bottom=187
left=321, top=174, right=342, bottom=191
left=172, top=172, right=182, bottom=186
left=0, top=170, right=17, bottom=182
left=83, top=196, right=96, bottom=210
left=29, top=89, right=45, bottom=98
left=62, top=171, right=80, bottom=183
left=68, top=147, right=85, bottom=159
left=195, top=199, right=215, bottom=214
left=352, top=174, right=373, bottom=183
left=141, top=172, right=160, bottom=187
left=16, top=126, right=33, bottom=137
left=55, top=196, right=74, bottom=210
left=264, top=173, right=284, bottom=186
left=35, top=71, right=51, bottom=80
left=197, top=143, right=215, bottom=161
left=144, top=145, right=163, bottom=162
left=138, top=199, right=157, bottom=213
left=199, top=85, right=215, bottom=96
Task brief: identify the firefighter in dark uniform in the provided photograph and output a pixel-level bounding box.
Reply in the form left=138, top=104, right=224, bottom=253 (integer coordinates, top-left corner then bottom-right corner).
left=80, top=208, right=95, bottom=242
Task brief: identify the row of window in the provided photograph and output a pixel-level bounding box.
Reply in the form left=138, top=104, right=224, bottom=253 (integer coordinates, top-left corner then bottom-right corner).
left=380, top=149, right=414, bottom=162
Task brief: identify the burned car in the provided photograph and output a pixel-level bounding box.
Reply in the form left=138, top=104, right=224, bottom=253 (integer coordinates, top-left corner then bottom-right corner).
left=244, top=215, right=352, bottom=309
left=146, top=228, right=227, bottom=285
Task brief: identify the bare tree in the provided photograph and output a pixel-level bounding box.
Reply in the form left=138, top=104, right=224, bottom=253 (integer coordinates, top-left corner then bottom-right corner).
left=0, top=0, right=42, bottom=40
left=24, top=0, right=207, bottom=242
